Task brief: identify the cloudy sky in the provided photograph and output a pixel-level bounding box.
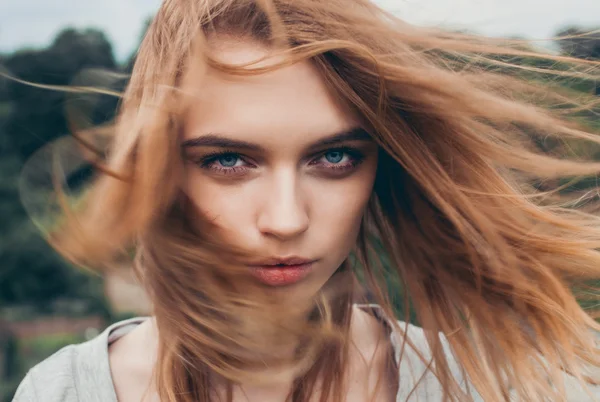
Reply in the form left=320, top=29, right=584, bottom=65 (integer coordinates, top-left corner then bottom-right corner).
left=1, top=0, right=598, bottom=62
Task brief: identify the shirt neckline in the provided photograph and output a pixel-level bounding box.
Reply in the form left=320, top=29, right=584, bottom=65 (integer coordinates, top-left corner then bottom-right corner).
left=88, top=305, right=402, bottom=402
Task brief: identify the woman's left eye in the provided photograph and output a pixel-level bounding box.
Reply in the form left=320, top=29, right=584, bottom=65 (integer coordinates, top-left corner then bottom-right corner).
left=321, top=150, right=349, bottom=164
left=215, top=154, right=243, bottom=168
left=311, top=148, right=364, bottom=171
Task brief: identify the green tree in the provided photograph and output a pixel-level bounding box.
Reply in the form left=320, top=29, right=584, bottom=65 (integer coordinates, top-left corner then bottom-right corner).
left=0, top=28, right=118, bottom=311
left=3, top=28, right=117, bottom=159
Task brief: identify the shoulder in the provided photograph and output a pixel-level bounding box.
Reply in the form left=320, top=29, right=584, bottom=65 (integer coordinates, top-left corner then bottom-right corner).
left=390, top=321, right=472, bottom=401
left=12, top=344, right=84, bottom=402
left=389, top=319, right=600, bottom=401
left=351, top=304, right=467, bottom=399
left=383, top=315, right=481, bottom=400
left=12, top=318, right=145, bottom=402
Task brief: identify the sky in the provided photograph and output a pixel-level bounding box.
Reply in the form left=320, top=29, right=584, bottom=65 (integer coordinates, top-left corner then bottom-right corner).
left=0, top=0, right=598, bottom=62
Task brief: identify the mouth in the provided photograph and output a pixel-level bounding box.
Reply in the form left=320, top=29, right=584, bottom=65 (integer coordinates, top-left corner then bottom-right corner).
left=248, top=257, right=316, bottom=287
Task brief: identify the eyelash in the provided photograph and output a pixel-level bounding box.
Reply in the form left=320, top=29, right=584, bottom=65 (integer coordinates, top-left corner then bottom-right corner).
left=196, top=147, right=365, bottom=176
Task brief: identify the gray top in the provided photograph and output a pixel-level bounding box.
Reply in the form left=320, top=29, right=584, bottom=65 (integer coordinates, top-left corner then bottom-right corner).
left=10, top=305, right=600, bottom=401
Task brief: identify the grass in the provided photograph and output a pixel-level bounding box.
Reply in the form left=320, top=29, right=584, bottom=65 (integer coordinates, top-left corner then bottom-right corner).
left=17, top=333, right=85, bottom=372
left=1, top=332, right=87, bottom=402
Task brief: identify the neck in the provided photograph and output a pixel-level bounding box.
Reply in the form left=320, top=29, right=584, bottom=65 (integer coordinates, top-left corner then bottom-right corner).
left=110, top=304, right=393, bottom=402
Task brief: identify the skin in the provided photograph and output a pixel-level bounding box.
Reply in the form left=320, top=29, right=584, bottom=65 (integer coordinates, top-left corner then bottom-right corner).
left=108, top=37, right=395, bottom=401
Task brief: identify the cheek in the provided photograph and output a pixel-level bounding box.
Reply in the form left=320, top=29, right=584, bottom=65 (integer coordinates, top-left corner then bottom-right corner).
left=184, top=176, right=250, bottom=236
left=308, top=167, right=376, bottom=252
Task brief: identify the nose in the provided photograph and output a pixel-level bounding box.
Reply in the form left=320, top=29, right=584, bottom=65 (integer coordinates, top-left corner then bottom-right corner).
left=257, top=170, right=309, bottom=240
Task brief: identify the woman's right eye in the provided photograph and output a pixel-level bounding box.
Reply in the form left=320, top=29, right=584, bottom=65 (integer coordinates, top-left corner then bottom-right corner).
left=197, top=152, right=254, bottom=176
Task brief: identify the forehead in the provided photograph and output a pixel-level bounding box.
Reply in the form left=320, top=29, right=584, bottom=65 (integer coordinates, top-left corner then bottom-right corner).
left=180, top=38, right=358, bottom=144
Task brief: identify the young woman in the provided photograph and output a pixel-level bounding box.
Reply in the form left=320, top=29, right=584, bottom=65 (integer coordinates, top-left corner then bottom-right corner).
left=12, top=0, right=600, bottom=401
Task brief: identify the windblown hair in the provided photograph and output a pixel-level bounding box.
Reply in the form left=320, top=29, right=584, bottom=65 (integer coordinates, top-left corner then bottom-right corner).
left=46, top=0, right=600, bottom=401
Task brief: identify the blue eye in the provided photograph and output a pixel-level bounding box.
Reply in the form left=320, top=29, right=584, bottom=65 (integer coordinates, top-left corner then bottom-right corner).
left=309, top=147, right=365, bottom=173
left=325, top=151, right=344, bottom=164
left=218, top=154, right=239, bottom=167
left=196, top=151, right=253, bottom=176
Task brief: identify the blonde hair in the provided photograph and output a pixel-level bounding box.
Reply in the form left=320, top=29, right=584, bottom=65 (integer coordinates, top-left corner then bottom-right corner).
left=44, top=0, right=600, bottom=401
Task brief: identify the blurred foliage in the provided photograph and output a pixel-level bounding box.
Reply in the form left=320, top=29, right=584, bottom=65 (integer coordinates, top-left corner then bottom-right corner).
left=0, top=20, right=156, bottom=398
left=1, top=332, right=87, bottom=402
left=0, top=27, right=129, bottom=400
left=3, top=29, right=116, bottom=159
left=18, top=333, right=87, bottom=369
left=556, top=27, right=600, bottom=61
left=0, top=27, right=130, bottom=310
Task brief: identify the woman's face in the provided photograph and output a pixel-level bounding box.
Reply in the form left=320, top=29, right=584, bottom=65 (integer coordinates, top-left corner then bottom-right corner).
left=180, top=38, right=378, bottom=302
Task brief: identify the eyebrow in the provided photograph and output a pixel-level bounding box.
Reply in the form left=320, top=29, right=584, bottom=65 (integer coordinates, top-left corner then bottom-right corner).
left=181, top=127, right=372, bottom=152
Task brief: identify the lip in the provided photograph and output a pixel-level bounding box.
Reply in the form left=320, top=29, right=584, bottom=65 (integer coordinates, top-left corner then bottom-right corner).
left=248, top=257, right=316, bottom=287
left=250, top=256, right=315, bottom=266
